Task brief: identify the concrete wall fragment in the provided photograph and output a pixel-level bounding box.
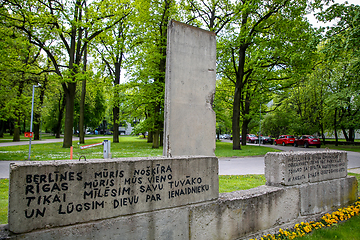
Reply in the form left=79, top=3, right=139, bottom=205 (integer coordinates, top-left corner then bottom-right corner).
left=163, top=20, right=216, bottom=157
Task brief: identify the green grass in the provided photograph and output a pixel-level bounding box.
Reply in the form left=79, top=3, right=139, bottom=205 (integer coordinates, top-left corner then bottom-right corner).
left=0, top=136, right=163, bottom=161
left=215, top=141, right=281, bottom=157
left=0, top=136, right=279, bottom=161
left=219, top=175, right=266, bottom=193
left=326, top=144, right=360, bottom=153
left=0, top=179, right=8, bottom=225
left=0, top=133, right=60, bottom=142
left=348, top=173, right=360, bottom=194
left=301, top=214, right=360, bottom=239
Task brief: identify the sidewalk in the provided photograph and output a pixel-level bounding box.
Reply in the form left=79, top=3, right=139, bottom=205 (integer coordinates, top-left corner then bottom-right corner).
left=348, top=168, right=360, bottom=174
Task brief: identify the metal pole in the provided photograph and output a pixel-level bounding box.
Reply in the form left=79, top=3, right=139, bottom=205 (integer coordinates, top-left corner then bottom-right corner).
left=28, top=84, right=40, bottom=160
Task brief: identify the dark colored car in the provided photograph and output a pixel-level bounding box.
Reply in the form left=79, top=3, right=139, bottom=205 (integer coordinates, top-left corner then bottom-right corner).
left=246, top=134, right=258, bottom=143
left=256, top=136, right=273, bottom=144
left=274, top=135, right=296, bottom=146
left=294, top=135, right=321, bottom=148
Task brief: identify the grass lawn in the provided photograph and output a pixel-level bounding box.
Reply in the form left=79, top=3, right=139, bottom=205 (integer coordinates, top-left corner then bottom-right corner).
left=325, top=144, right=360, bottom=153
left=0, top=179, right=8, bottom=225
left=301, top=214, right=360, bottom=240
left=0, top=133, right=61, bottom=142
left=0, top=136, right=280, bottom=161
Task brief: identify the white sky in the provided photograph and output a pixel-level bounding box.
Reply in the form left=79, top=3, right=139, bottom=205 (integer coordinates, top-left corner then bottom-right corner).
left=306, top=0, right=360, bottom=28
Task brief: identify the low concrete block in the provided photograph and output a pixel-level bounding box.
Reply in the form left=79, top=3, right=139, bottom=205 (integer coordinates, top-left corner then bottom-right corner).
left=189, top=186, right=300, bottom=240
left=265, top=151, right=347, bottom=186
left=299, top=176, right=358, bottom=215
left=8, top=156, right=218, bottom=233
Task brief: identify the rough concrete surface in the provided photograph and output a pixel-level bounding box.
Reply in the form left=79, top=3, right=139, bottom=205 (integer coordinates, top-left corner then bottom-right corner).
left=299, top=176, right=358, bottom=215
left=163, top=20, right=216, bottom=157
left=265, top=151, right=347, bottom=186
left=189, top=186, right=300, bottom=240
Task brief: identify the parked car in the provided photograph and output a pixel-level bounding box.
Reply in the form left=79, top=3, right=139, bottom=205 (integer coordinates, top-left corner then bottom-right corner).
left=274, top=135, right=296, bottom=146
left=255, top=136, right=273, bottom=144
left=246, top=134, right=258, bottom=143
left=294, top=135, right=321, bottom=148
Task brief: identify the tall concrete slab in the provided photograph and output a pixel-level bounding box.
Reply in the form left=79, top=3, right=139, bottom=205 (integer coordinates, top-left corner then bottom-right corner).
left=163, top=20, right=216, bottom=157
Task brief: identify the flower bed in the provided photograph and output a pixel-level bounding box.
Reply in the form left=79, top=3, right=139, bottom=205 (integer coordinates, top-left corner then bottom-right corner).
left=251, top=197, right=360, bottom=240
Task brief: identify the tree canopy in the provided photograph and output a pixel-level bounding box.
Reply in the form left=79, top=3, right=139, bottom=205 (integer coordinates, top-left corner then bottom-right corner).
left=0, top=0, right=359, bottom=148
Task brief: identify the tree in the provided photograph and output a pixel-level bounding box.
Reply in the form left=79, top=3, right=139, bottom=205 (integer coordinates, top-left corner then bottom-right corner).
left=2, top=0, right=132, bottom=147
left=93, top=3, right=132, bottom=143
left=317, top=3, right=360, bottom=143
left=217, top=0, right=319, bottom=149
left=126, top=0, right=177, bottom=148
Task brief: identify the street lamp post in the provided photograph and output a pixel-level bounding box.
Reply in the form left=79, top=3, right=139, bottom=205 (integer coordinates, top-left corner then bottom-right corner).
left=28, top=83, right=41, bottom=160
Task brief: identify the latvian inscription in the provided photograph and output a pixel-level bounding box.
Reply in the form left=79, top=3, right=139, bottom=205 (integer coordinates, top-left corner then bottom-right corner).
left=265, top=151, right=347, bottom=186
left=8, top=156, right=218, bottom=234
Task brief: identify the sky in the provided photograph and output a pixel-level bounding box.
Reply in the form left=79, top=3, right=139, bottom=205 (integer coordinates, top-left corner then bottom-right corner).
left=306, top=0, right=359, bottom=28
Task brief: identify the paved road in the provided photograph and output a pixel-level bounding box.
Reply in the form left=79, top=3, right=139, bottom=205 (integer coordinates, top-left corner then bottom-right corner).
left=219, top=141, right=360, bottom=175
left=1, top=139, right=360, bottom=178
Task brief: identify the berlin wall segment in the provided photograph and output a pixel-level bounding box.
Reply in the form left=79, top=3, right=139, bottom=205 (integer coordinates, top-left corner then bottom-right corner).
left=8, top=156, right=218, bottom=234
left=163, top=20, right=216, bottom=157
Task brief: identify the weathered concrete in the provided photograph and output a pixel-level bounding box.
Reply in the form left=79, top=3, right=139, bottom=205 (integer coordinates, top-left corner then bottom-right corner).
left=1, top=206, right=192, bottom=240
left=8, top=156, right=218, bottom=233
left=189, top=185, right=300, bottom=240
left=163, top=20, right=216, bottom=157
left=265, top=151, right=347, bottom=186
left=2, top=175, right=356, bottom=240
left=299, top=176, right=358, bottom=215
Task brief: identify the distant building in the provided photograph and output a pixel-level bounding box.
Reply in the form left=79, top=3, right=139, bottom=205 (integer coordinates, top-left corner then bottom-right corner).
left=323, top=130, right=360, bottom=140
left=119, top=122, right=134, bottom=135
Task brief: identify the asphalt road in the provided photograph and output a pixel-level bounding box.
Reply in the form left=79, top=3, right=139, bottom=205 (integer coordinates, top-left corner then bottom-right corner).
left=1, top=140, right=360, bottom=178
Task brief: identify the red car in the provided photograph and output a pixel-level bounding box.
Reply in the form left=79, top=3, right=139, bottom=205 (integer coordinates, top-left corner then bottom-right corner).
left=246, top=134, right=258, bottom=143
left=274, top=135, right=295, bottom=146
left=294, top=135, right=321, bottom=148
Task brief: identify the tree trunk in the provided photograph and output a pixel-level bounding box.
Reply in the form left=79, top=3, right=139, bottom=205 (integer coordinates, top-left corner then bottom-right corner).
left=232, top=46, right=248, bottom=149
left=349, top=128, right=355, bottom=142
left=55, top=93, right=66, bottom=138
left=160, top=131, right=163, bottom=147
left=152, top=130, right=160, bottom=149
left=9, top=120, right=13, bottom=136
left=79, top=79, right=86, bottom=144
left=232, top=88, right=241, bottom=149
left=62, top=82, right=77, bottom=148
left=13, top=117, right=21, bottom=142
left=113, top=106, right=119, bottom=143
left=341, top=128, right=349, bottom=142
left=79, top=38, right=88, bottom=144
left=34, top=83, right=46, bottom=140
left=334, top=108, right=338, bottom=146
left=33, top=119, right=40, bottom=140
left=147, top=131, right=153, bottom=143
left=152, top=104, right=161, bottom=149
left=0, top=120, right=4, bottom=138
